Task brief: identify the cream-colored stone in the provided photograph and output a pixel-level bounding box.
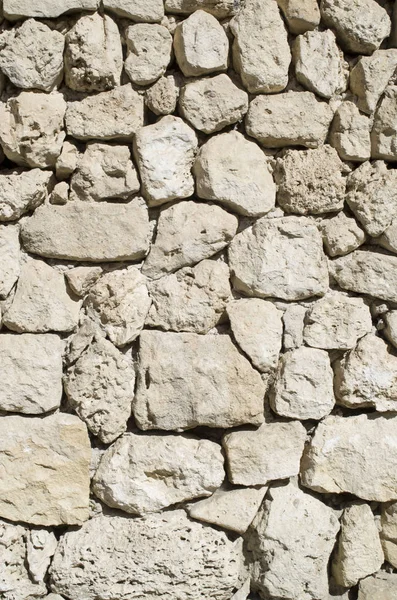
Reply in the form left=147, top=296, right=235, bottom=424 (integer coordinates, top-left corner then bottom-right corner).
left=27, top=530, right=58, bottom=583
left=358, top=572, right=397, bottom=600
left=378, top=219, right=397, bottom=254
left=381, top=501, right=397, bottom=568
left=125, top=24, right=172, bottom=85
left=0, top=168, right=52, bottom=222
left=165, top=0, right=239, bottom=17
left=231, top=578, right=251, bottom=600
left=350, top=50, right=397, bottom=115
left=282, top=304, right=306, bottom=350
left=50, top=181, right=69, bottom=205
left=330, top=101, right=371, bottom=161
left=277, top=0, right=320, bottom=34
left=371, top=86, right=397, bottom=160
left=0, top=224, right=19, bottom=299
left=385, top=311, right=397, bottom=348
left=3, top=0, right=98, bottom=18
left=145, top=74, right=180, bottom=115
left=103, top=0, right=164, bottom=21
left=320, top=212, right=366, bottom=257
left=55, top=141, right=79, bottom=181
left=65, top=266, right=102, bottom=297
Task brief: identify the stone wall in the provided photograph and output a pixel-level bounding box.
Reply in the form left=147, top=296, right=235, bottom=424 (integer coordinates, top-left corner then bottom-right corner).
left=0, top=0, right=397, bottom=598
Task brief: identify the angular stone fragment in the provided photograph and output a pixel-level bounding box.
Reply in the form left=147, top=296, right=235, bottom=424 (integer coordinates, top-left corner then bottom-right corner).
left=179, top=74, right=248, bottom=134
left=134, top=330, right=265, bottom=430
left=174, top=10, right=228, bottom=77
left=247, top=481, right=340, bottom=600
left=330, top=101, right=371, bottom=162
left=133, top=116, right=197, bottom=206
left=93, top=433, right=224, bottom=514
left=378, top=220, right=397, bottom=254
left=350, top=50, right=397, bottom=115
left=381, top=501, right=397, bottom=567
left=125, top=24, right=172, bottom=85
left=332, top=504, right=383, bottom=588
left=165, top=0, right=239, bottom=18
left=189, top=485, right=267, bottom=534
left=371, top=86, right=397, bottom=160
left=70, top=143, right=140, bottom=202
left=3, top=0, right=98, bottom=18
left=227, top=299, right=282, bottom=373
left=320, top=212, right=366, bottom=257
left=0, top=169, right=51, bottom=222
left=301, top=413, right=397, bottom=501
left=282, top=304, right=306, bottom=350
left=246, top=92, right=334, bottom=148
left=231, top=578, right=250, bottom=600
left=103, top=0, right=164, bottom=21
left=0, top=19, right=64, bottom=92
left=65, top=84, right=144, bottom=140
left=50, top=181, right=69, bottom=205
left=50, top=510, right=244, bottom=600
left=145, top=74, right=180, bottom=115
left=274, top=146, right=347, bottom=215
left=3, top=258, right=80, bottom=333
left=21, top=199, right=150, bottom=262
left=65, top=266, right=102, bottom=297
left=0, top=225, right=19, bottom=299
left=146, top=259, right=231, bottom=333
left=0, top=412, right=90, bottom=526
left=294, top=29, right=348, bottom=99
left=142, top=201, right=237, bottom=279
left=276, top=0, right=320, bottom=34
left=27, top=530, right=58, bottom=583
left=385, top=311, right=397, bottom=349
left=223, top=420, right=306, bottom=486
left=64, top=336, right=135, bottom=443
left=304, top=293, right=372, bottom=350
left=320, top=0, right=391, bottom=55
left=358, top=572, right=397, bottom=600
left=230, top=0, right=290, bottom=94
left=0, top=92, right=66, bottom=168
left=194, top=131, right=276, bottom=217
left=228, top=217, right=328, bottom=301
left=56, top=140, right=79, bottom=181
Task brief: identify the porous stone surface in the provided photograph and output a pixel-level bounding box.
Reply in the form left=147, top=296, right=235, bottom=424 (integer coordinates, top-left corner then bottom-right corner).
left=0, top=224, right=19, bottom=298
left=0, top=168, right=52, bottom=222
left=350, top=49, right=397, bottom=115
left=371, top=86, right=397, bottom=160
left=329, top=101, right=371, bottom=162
left=27, top=530, right=58, bottom=583
left=145, top=74, right=180, bottom=114
left=124, top=24, right=172, bottom=85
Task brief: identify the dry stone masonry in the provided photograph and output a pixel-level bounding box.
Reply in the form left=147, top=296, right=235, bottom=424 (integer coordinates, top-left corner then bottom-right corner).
left=1, top=1, right=397, bottom=599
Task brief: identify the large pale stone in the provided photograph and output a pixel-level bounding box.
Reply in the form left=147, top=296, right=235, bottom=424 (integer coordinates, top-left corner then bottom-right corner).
left=50, top=510, right=244, bottom=600
left=0, top=169, right=52, bottom=222
left=142, top=201, right=237, bottom=279
left=133, top=116, right=197, bottom=206
left=329, top=101, right=371, bottom=162
left=358, top=572, right=397, bottom=600
left=3, top=258, right=80, bottom=333
left=0, top=413, right=90, bottom=526
left=134, top=330, right=265, bottom=430
left=103, top=0, right=164, bottom=21
left=64, top=336, right=135, bottom=444
left=146, top=259, right=231, bottom=333
left=65, top=13, right=122, bottom=93
left=3, top=0, right=98, bottom=19
left=227, top=299, right=282, bottom=373
left=246, top=481, right=340, bottom=600
left=70, top=143, right=140, bottom=202
left=174, top=10, right=228, bottom=77
left=246, top=92, right=334, bottom=148
left=294, top=29, right=348, bottom=99
left=0, top=91, right=66, bottom=168
left=304, top=293, right=372, bottom=350
left=274, top=145, right=347, bottom=215
left=350, top=50, right=397, bottom=115
left=230, top=0, right=290, bottom=94
left=165, top=0, right=239, bottom=18
left=193, top=130, right=276, bottom=217
left=0, top=19, right=64, bottom=92
left=301, top=413, right=397, bottom=501
left=223, top=420, right=306, bottom=486
left=179, top=74, right=248, bottom=134
left=0, top=225, right=19, bottom=299
left=320, top=0, right=391, bottom=55
left=0, top=333, right=63, bottom=415
left=21, top=200, right=150, bottom=262
left=145, top=74, right=180, bottom=115
left=320, top=212, right=366, bottom=257
left=332, top=504, right=383, bottom=588
left=124, top=24, right=172, bottom=85
left=93, top=433, right=224, bottom=514
left=381, top=501, right=397, bottom=568
left=371, top=86, right=397, bottom=160
left=85, top=266, right=151, bottom=346
left=228, top=216, right=328, bottom=301
left=27, top=530, right=58, bottom=584
left=276, top=0, right=320, bottom=34
left=65, top=84, right=144, bottom=141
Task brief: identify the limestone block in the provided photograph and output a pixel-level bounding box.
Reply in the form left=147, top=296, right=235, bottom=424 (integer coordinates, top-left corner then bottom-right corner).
left=145, top=74, right=180, bottom=115
left=320, top=212, right=366, bottom=257
left=358, top=572, right=397, bottom=599
left=381, top=501, right=397, bottom=568
left=55, top=141, right=79, bottom=181
left=50, top=181, right=69, bottom=205
left=0, top=169, right=52, bottom=222
left=385, top=311, right=397, bottom=348
left=27, top=530, right=58, bottom=583
left=103, top=0, right=164, bottom=21
left=371, top=86, right=397, bottom=160
left=276, top=0, right=320, bottom=34
left=350, top=49, right=397, bottom=114
left=65, top=266, right=102, bottom=297
left=282, top=304, right=306, bottom=350
left=124, top=24, right=172, bottom=85
left=329, top=101, right=371, bottom=162
left=3, top=0, right=99, bottom=19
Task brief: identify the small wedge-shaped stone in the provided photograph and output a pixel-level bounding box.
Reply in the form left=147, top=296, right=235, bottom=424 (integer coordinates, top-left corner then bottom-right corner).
left=381, top=501, right=397, bottom=568
left=0, top=224, right=19, bottom=298
left=320, top=0, right=391, bottom=55
left=228, top=216, right=328, bottom=301
left=93, top=433, right=224, bottom=514
left=294, top=29, right=348, bottom=99
left=0, top=168, right=52, bottom=222
left=134, top=330, right=265, bottom=430
left=282, top=304, right=306, bottom=350
left=379, top=220, right=397, bottom=254
left=27, top=530, right=58, bottom=584
left=334, top=333, right=397, bottom=411
left=64, top=336, right=135, bottom=443
left=133, top=116, right=197, bottom=206
left=174, top=10, right=228, bottom=77
left=165, top=0, right=239, bottom=18
left=194, top=130, right=276, bottom=217
left=50, top=510, right=244, bottom=600
left=179, top=74, right=248, bottom=134
left=371, top=86, right=397, bottom=160
left=350, top=50, right=397, bottom=115
left=0, top=333, right=63, bottom=414
left=276, top=0, right=320, bottom=34
left=103, top=0, right=164, bottom=21
left=0, top=19, right=64, bottom=92
left=70, top=143, right=140, bottom=202
left=321, top=212, right=366, bottom=257
left=142, top=201, right=237, bottom=279
left=0, top=91, right=66, bottom=168
left=304, top=293, right=372, bottom=350
left=85, top=266, right=151, bottom=346
left=125, top=24, right=172, bottom=85
left=301, top=413, right=397, bottom=501
left=3, top=0, right=98, bottom=19
left=56, top=140, right=79, bottom=180
left=227, top=299, right=283, bottom=373
left=230, top=0, right=290, bottom=94
left=66, top=266, right=102, bottom=297
left=332, top=504, right=383, bottom=588
left=145, top=74, right=180, bottom=115
left=21, top=199, right=150, bottom=262
left=329, top=101, right=371, bottom=162
left=332, top=250, right=397, bottom=302
left=358, top=572, right=397, bottom=600
left=0, top=412, right=90, bottom=526
left=146, top=259, right=231, bottom=334
left=3, top=258, right=80, bottom=333
left=65, top=13, right=123, bottom=92
left=246, top=481, right=340, bottom=600
left=246, top=91, right=334, bottom=148
left=65, top=84, right=144, bottom=140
